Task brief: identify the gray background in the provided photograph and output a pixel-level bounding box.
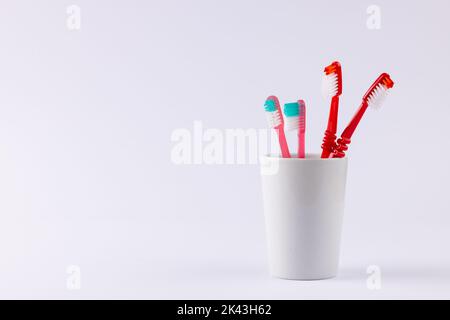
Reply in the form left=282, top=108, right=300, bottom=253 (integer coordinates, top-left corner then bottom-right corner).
left=0, top=0, right=449, bottom=299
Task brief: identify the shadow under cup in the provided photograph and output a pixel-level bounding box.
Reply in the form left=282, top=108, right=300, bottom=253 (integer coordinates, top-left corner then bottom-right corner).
left=260, top=154, right=348, bottom=280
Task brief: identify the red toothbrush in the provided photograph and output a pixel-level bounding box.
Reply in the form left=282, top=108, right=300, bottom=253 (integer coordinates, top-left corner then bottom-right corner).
left=333, top=73, right=394, bottom=158
left=321, top=61, right=343, bottom=158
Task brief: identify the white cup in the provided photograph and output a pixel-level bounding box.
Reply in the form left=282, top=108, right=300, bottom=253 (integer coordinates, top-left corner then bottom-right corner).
left=260, top=154, right=348, bottom=280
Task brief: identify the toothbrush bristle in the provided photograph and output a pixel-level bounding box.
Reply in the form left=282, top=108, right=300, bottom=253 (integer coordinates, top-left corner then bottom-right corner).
left=322, top=61, right=342, bottom=98
left=322, top=74, right=339, bottom=97
left=283, top=102, right=300, bottom=131
left=264, top=99, right=283, bottom=128
left=264, top=99, right=277, bottom=112
left=284, top=116, right=299, bottom=131
left=364, top=73, right=394, bottom=109
left=265, top=109, right=282, bottom=128
left=367, top=83, right=389, bottom=109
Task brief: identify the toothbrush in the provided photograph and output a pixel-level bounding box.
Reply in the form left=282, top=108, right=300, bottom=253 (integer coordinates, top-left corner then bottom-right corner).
left=321, top=61, right=343, bottom=158
left=333, top=73, right=394, bottom=158
left=298, top=100, right=306, bottom=159
left=264, top=96, right=291, bottom=158
left=283, top=100, right=306, bottom=158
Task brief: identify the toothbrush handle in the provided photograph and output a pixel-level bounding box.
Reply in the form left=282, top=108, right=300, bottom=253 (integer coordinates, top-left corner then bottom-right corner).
left=298, top=100, right=306, bottom=158
left=333, top=100, right=368, bottom=158
left=321, top=96, right=339, bottom=158
left=298, top=130, right=305, bottom=158
left=321, top=130, right=336, bottom=158
left=333, top=136, right=351, bottom=158
left=277, top=128, right=291, bottom=158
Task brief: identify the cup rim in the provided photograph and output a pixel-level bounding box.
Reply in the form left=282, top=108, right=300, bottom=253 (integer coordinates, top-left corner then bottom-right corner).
left=262, top=153, right=348, bottom=161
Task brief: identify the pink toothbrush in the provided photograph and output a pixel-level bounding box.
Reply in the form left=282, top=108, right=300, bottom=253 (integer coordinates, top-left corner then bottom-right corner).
left=298, top=100, right=306, bottom=158
left=283, top=100, right=306, bottom=158
left=264, top=96, right=291, bottom=158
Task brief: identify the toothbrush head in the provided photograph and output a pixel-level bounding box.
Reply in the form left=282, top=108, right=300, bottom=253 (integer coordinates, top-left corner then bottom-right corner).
left=264, top=96, right=284, bottom=129
left=322, top=61, right=342, bottom=98
left=363, top=73, right=395, bottom=109
left=298, top=99, right=306, bottom=133
left=283, top=102, right=299, bottom=131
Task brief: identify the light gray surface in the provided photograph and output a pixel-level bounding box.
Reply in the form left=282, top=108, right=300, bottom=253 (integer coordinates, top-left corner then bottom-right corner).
left=1, top=0, right=450, bottom=299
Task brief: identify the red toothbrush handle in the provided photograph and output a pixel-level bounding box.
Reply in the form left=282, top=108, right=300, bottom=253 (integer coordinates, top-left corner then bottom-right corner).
left=333, top=136, right=351, bottom=158
left=321, top=130, right=337, bottom=158
left=321, top=96, right=339, bottom=158
left=333, top=100, right=368, bottom=158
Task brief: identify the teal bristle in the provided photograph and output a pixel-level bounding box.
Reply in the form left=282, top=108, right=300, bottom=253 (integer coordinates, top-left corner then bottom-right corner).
left=264, top=100, right=276, bottom=112
left=283, top=102, right=299, bottom=117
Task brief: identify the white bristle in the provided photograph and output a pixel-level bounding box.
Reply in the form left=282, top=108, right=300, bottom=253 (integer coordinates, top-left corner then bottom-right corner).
left=367, top=84, right=389, bottom=109
left=322, top=73, right=339, bottom=98
left=266, top=110, right=282, bottom=128
left=284, top=116, right=299, bottom=131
